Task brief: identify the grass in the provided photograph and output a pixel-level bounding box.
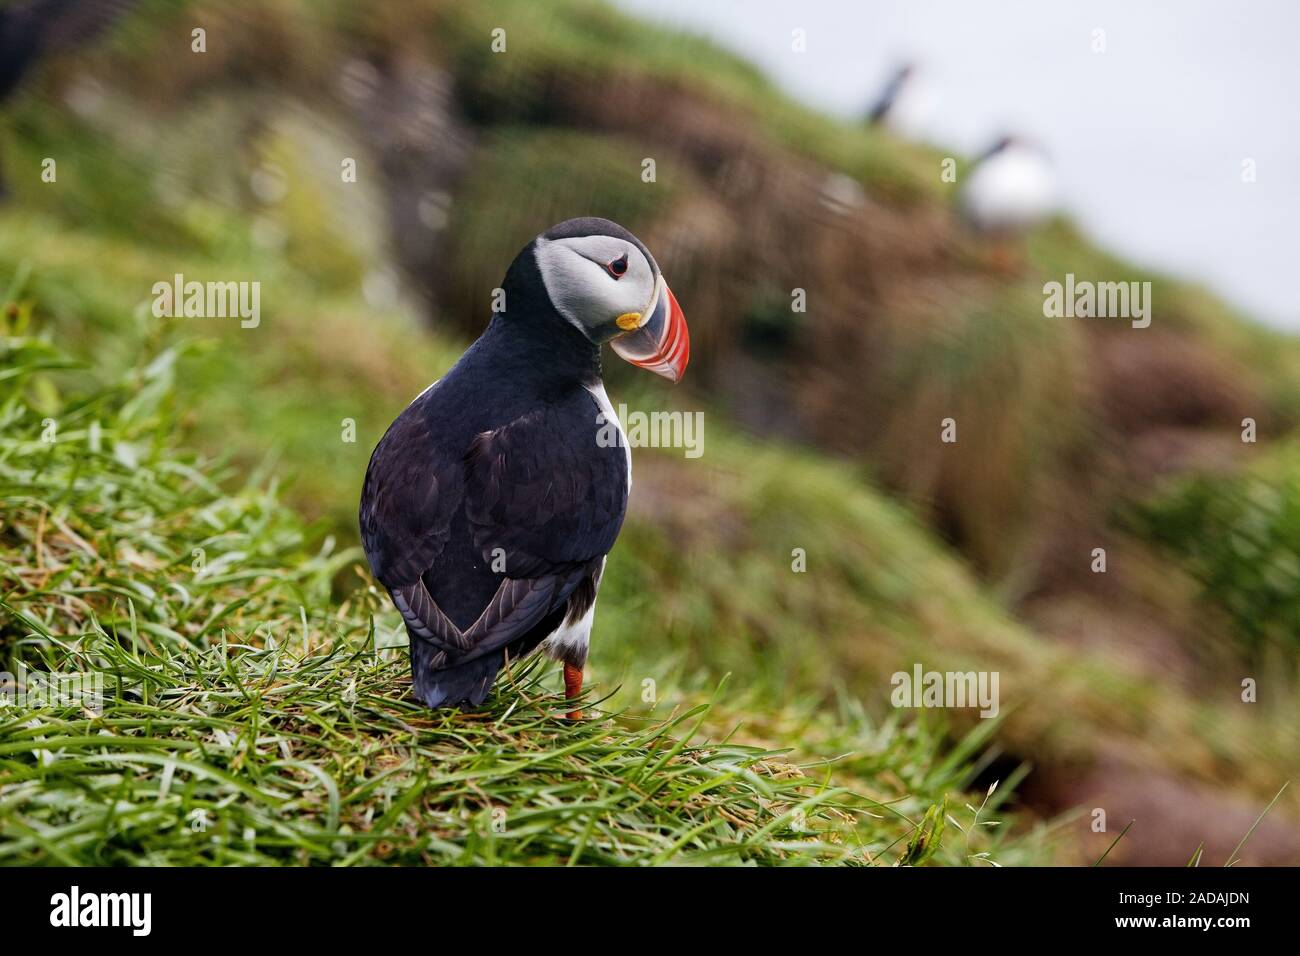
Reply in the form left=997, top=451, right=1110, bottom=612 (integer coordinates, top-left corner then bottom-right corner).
left=0, top=642, right=870, bottom=866
left=427, top=0, right=944, bottom=203
left=0, top=329, right=1049, bottom=865
left=1132, top=446, right=1300, bottom=661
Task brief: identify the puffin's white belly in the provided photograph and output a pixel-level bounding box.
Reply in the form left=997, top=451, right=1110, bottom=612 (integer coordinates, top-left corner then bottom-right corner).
left=540, top=558, right=605, bottom=661
left=963, top=147, right=1058, bottom=232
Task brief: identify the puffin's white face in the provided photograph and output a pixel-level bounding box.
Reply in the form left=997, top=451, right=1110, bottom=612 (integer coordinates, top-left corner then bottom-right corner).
left=534, top=234, right=658, bottom=342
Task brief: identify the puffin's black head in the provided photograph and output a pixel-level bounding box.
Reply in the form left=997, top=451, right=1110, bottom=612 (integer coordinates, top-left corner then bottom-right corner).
left=503, top=217, right=689, bottom=383
left=977, top=134, right=1038, bottom=162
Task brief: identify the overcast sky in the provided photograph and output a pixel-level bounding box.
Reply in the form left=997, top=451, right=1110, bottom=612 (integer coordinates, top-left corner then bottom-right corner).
left=616, top=0, right=1300, bottom=330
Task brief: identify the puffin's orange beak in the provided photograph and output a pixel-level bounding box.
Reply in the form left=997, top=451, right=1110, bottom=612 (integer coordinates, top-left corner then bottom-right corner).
left=610, top=276, right=689, bottom=383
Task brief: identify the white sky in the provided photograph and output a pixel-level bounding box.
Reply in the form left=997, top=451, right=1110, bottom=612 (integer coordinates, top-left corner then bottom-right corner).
left=615, top=0, right=1300, bottom=329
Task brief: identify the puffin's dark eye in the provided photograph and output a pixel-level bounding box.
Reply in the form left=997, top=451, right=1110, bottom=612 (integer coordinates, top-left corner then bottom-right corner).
left=606, top=253, right=629, bottom=278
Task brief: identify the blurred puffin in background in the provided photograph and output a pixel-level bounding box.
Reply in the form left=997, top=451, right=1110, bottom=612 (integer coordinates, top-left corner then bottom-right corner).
left=0, top=0, right=136, bottom=199
left=360, top=218, right=688, bottom=718
left=865, top=61, right=937, bottom=141
left=959, top=134, right=1059, bottom=271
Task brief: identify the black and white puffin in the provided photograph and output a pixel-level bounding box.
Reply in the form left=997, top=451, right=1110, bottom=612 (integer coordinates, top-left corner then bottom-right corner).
left=359, top=218, right=688, bottom=718
left=959, top=134, right=1059, bottom=271
left=959, top=134, right=1058, bottom=236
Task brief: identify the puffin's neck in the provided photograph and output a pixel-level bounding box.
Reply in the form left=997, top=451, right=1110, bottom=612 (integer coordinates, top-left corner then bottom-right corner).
left=464, top=241, right=604, bottom=396
left=477, top=306, right=604, bottom=394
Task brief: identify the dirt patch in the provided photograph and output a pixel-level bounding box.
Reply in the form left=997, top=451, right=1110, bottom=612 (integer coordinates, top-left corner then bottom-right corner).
left=1037, top=754, right=1299, bottom=866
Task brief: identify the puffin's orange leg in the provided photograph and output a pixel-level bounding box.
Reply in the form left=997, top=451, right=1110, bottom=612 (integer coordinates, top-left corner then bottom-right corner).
left=563, top=663, right=584, bottom=720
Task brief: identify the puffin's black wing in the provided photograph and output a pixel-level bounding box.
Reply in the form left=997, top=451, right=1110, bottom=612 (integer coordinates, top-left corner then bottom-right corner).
left=359, top=400, right=464, bottom=590
left=464, top=399, right=628, bottom=580
left=428, top=395, right=627, bottom=662
left=362, top=389, right=628, bottom=665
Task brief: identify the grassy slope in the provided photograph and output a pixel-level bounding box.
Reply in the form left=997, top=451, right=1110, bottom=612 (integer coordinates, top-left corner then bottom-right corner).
left=435, top=0, right=1300, bottom=829
left=0, top=14, right=1056, bottom=860
left=0, top=332, right=1047, bottom=865
left=1, top=0, right=1296, bottom=863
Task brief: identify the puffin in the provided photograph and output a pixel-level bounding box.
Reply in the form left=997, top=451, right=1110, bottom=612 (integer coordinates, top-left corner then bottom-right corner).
left=959, top=134, right=1059, bottom=271
left=359, top=218, right=688, bottom=718
left=865, top=62, right=936, bottom=141
left=959, top=134, right=1058, bottom=236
